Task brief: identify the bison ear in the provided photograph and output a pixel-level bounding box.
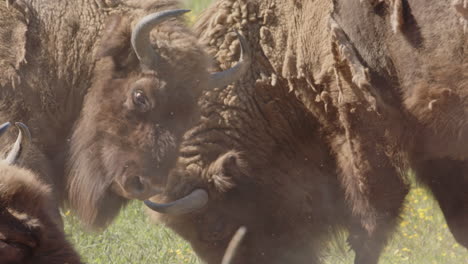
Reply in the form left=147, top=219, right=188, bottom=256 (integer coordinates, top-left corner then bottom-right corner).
left=208, top=151, right=247, bottom=192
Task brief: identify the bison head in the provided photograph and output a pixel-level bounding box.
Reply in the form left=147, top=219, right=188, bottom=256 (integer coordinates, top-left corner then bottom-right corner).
left=144, top=150, right=254, bottom=263
left=145, top=150, right=339, bottom=264
left=66, top=10, right=249, bottom=229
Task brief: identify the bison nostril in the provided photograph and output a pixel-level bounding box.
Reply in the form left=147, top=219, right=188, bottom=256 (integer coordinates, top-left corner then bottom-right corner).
left=126, top=176, right=146, bottom=194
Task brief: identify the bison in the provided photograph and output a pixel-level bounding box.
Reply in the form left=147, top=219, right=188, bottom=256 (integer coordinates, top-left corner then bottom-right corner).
left=0, top=0, right=248, bottom=229
left=0, top=122, right=82, bottom=264
left=143, top=0, right=467, bottom=264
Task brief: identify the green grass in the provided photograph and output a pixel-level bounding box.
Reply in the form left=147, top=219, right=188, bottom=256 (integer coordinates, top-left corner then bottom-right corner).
left=64, top=1, right=468, bottom=263
left=63, top=203, right=200, bottom=264
left=183, top=0, right=213, bottom=16
left=322, top=182, right=468, bottom=264
left=64, top=179, right=468, bottom=264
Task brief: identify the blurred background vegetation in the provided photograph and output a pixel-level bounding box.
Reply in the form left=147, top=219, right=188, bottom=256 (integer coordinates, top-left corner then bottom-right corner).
left=63, top=0, right=468, bottom=263
left=182, top=0, right=213, bottom=23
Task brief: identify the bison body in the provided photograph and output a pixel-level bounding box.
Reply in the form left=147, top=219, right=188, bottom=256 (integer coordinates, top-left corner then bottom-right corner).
left=0, top=0, right=246, bottom=228
left=145, top=0, right=467, bottom=263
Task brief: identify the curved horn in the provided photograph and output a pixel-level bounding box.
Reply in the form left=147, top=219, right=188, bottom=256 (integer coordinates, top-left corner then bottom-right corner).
left=222, top=226, right=247, bottom=264
left=131, top=9, right=190, bottom=69
left=144, top=189, right=208, bottom=215
left=209, top=31, right=251, bottom=89
left=4, top=122, right=31, bottom=165
left=0, top=122, right=11, bottom=137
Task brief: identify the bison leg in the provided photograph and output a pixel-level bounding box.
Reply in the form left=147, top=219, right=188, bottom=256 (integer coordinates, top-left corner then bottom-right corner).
left=415, top=159, right=468, bottom=248
left=333, top=133, right=408, bottom=264
left=342, top=165, right=408, bottom=264
left=331, top=126, right=408, bottom=263
left=347, top=214, right=400, bottom=264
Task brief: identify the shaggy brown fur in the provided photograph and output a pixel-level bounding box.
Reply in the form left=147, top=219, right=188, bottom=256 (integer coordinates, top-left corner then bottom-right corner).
left=0, top=165, right=81, bottom=264
left=148, top=0, right=467, bottom=264
left=152, top=78, right=349, bottom=264
left=0, top=0, right=228, bottom=229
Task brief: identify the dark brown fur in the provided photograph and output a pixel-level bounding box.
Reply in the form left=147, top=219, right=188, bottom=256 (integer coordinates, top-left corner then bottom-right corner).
left=148, top=0, right=467, bottom=264
left=0, top=0, right=214, bottom=229
left=0, top=164, right=81, bottom=264
left=149, top=43, right=350, bottom=264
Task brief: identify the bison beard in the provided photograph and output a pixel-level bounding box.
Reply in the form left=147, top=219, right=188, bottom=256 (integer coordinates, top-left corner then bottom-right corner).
left=67, top=136, right=128, bottom=229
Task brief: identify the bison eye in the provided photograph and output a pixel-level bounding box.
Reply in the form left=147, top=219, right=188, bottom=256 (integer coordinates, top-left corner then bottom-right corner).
left=132, top=90, right=150, bottom=112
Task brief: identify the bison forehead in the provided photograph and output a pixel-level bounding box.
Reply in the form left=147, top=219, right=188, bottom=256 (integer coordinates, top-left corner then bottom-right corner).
left=150, top=30, right=210, bottom=77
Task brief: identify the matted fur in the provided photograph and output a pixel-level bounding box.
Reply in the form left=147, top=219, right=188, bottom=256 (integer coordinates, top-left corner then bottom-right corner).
left=149, top=0, right=467, bottom=264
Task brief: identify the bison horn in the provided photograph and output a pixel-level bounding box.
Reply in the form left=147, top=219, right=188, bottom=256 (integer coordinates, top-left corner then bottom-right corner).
left=131, top=9, right=190, bottom=69
left=208, top=31, right=251, bottom=89
left=4, top=122, right=31, bottom=165
left=144, top=188, right=208, bottom=215
left=222, top=226, right=247, bottom=264
left=0, top=122, right=11, bottom=137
